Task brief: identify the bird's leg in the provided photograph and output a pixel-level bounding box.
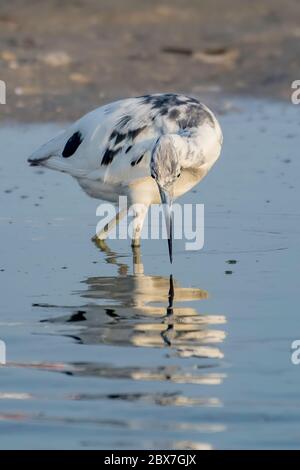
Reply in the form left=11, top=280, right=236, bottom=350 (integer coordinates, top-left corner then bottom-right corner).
left=132, top=245, right=144, bottom=275
left=92, top=208, right=127, bottom=242
left=130, top=204, right=148, bottom=248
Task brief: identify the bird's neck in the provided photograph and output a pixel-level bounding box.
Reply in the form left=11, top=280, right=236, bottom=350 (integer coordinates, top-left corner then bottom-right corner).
left=178, top=126, right=221, bottom=171
left=176, top=132, right=204, bottom=169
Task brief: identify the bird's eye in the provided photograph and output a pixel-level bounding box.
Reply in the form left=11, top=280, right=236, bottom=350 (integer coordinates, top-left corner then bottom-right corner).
left=177, top=173, right=181, bottom=178
left=151, top=174, right=155, bottom=179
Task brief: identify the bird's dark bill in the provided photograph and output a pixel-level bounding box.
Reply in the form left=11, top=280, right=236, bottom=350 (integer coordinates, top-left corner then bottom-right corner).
left=158, top=186, right=173, bottom=264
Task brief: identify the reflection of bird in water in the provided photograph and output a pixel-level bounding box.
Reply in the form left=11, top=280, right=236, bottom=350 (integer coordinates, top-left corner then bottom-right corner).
left=28, top=248, right=227, bottom=450
left=28, top=93, right=222, bottom=262
left=40, top=247, right=226, bottom=360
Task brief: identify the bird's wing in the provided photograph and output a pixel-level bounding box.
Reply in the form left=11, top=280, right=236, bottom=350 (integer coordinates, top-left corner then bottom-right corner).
left=29, top=97, right=164, bottom=182
left=81, top=97, right=171, bottom=185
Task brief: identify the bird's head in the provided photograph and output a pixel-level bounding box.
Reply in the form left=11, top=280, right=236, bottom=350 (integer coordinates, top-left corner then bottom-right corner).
left=150, top=135, right=181, bottom=263
left=150, top=134, right=181, bottom=191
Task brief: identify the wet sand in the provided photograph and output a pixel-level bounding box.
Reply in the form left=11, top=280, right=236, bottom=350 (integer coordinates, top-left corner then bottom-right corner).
left=0, top=98, right=299, bottom=449
left=0, top=0, right=299, bottom=121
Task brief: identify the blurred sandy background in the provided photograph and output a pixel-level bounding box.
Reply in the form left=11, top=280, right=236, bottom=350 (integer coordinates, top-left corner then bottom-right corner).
left=0, top=0, right=299, bottom=121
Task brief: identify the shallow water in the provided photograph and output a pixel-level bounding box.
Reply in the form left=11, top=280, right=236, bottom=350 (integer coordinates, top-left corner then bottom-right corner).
left=0, top=98, right=299, bottom=449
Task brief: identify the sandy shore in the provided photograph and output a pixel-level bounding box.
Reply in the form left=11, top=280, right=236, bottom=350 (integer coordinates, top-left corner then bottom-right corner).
left=0, top=0, right=299, bottom=121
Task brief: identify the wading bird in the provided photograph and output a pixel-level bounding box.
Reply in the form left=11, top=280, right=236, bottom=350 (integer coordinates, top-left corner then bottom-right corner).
left=28, top=93, right=223, bottom=262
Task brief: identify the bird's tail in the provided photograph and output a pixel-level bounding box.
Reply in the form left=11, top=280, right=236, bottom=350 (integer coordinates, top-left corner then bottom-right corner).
left=28, top=130, right=87, bottom=177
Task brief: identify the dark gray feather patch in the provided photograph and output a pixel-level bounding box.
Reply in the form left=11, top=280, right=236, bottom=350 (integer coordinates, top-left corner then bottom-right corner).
left=62, top=131, right=83, bottom=158
left=101, top=147, right=120, bottom=166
